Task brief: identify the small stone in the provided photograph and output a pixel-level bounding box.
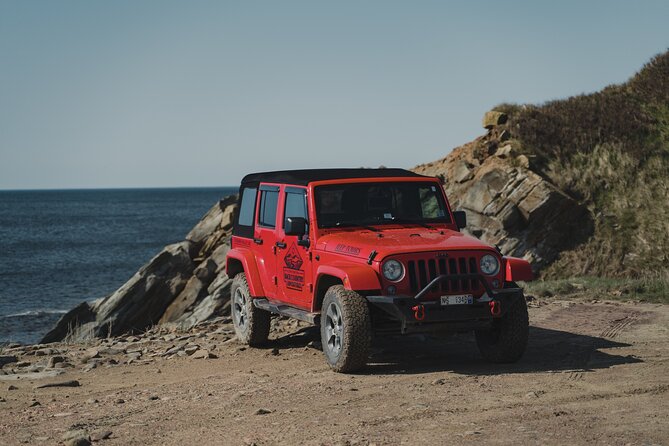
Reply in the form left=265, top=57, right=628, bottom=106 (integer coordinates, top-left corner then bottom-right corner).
left=47, top=356, right=66, bottom=368
left=184, top=346, right=200, bottom=355
left=431, top=378, right=446, bottom=385
left=0, top=355, right=18, bottom=367
left=254, top=408, right=272, bottom=415
left=81, top=348, right=100, bottom=363
left=270, top=348, right=280, bottom=356
left=90, top=430, right=112, bottom=441
left=126, top=352, right=142, bottom=362
left=34, top=380, right=80, bottom=389
left=191, top=350, right=217, bottom=359
left=516, top=154, right=530, bottom=168
left=29, top=400, right=41, bottom=407
left=86, top=398, right=99, bottom=404
left=524, top=391, right=539, bottom=399
left=0, top=396, right=6, bottom=402
left=162, top=346, right=180, bottom=356
left=7, top=385, right=18, bottom=391
left=62, top=429, right=91, bottom=446
left=115, top=398, right=125, bottom=404
left=495, top=144, right=513, bottom=158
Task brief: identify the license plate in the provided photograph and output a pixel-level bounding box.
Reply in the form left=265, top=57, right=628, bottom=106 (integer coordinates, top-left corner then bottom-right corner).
left=441, top=294, right=474, bottom=305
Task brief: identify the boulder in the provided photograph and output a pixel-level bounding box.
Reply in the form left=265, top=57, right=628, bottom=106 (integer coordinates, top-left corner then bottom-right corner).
left=482, top=110, right=508, bottom=129
left=171, top=278, right=232, bottom=329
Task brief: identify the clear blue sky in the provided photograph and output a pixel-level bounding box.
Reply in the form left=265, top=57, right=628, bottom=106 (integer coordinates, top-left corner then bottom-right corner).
left=1, top=0, right=668, bottom=189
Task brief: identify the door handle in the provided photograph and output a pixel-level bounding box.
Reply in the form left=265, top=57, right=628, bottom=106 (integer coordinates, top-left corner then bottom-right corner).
left=253, top=237, right=263, bottom=245
left=275, top=241, right=287, bottom=249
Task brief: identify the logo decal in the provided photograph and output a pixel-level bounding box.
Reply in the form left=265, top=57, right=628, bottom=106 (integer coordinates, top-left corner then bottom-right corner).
left=283, top=243, right=305, bottom=291
left=284, top=243, right=304, bottom=270
left=334, top=244, right=361, bottom=256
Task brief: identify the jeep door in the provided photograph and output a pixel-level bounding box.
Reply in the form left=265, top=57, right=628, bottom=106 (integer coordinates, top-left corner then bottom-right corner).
left=276, top=186, right=313, bottom=309
left=254, top=184, right=281, bottom=299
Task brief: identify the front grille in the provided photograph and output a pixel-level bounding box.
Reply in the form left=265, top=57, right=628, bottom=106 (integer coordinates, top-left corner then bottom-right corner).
left=407, top=255, right=479, bottom=294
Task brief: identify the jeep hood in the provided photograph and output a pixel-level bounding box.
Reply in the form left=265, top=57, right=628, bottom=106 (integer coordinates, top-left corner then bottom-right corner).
left=315, top=227, right=495, bottom=261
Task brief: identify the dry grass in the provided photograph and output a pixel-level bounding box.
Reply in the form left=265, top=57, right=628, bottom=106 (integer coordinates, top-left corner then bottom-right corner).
left=523, top=270, right=669, bottom=304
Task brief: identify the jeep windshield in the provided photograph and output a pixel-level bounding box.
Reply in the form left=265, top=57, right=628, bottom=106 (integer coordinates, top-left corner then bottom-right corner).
left=314, top=182, right=452, bottom=229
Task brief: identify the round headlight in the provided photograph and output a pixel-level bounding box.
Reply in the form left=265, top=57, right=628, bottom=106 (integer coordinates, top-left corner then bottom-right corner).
left=382, top=260, right=404, bottom=282
left=480, top=254, right=500, bottom=276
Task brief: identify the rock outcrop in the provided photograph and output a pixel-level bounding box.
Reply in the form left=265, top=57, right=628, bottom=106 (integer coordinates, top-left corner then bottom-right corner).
left=41, top=195, right=238, bottom=343
left=413, top=112, right=594, bottom=271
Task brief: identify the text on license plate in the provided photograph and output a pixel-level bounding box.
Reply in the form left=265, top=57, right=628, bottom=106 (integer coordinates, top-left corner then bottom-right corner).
left=441, top=294, right=474, bottom=305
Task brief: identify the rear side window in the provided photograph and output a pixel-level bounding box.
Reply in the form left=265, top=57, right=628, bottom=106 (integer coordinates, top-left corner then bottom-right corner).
left=258, top=189, right=279, bottom=228
left=234, top=186, right=257, bottom=238
left=238, top=187, right=257, bottom=227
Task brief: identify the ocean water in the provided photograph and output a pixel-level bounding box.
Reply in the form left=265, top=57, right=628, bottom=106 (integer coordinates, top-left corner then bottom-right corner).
left=0, top=187, right=237, bottom=345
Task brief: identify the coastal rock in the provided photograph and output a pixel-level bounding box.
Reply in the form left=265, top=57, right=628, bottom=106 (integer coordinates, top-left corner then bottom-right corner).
left=42, top=196, right=238, bottom=343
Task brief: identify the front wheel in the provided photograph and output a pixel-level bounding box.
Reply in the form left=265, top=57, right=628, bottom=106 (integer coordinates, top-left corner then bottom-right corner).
left=320, top=285, right=372, bottom=373
left=231, top=273, right=270, bottom=347
left=475, top=293, right=529, bottom=363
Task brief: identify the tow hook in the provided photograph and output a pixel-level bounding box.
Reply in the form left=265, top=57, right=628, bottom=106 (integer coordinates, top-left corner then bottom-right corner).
left=489, top=300, right=501, bottom=317
left=411, top=304, right=425, bottom=321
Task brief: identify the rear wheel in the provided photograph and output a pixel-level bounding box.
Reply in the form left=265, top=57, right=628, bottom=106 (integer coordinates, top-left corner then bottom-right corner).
left=475, top=292, right=528, bottom=363
left=231, top=273, right=270, bottom=346
left=320, top=285, right=372, bottom=373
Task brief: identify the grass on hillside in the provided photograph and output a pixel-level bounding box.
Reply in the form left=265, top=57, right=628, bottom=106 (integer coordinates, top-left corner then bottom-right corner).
left=494, top=51, right=669, bottom=279
left=522, top=273, right=669, bottom=304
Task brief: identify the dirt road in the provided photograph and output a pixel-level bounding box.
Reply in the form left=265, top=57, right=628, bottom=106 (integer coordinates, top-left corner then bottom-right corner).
left=1, top=297, right=668, bottom=445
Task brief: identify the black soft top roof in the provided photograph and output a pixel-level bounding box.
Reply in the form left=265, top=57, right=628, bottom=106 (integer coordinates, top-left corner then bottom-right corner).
left=240, top=168, right=430, bottom=186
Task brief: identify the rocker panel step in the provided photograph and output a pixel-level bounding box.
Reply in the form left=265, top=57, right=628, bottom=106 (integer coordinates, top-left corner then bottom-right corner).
left=252, top=298, right=320, bottom=325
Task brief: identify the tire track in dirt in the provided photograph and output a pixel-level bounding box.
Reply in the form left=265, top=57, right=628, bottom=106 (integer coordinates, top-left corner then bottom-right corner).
left=600, top=313, right=640, bottom=339
left=556, top=308, right=643, bottom=382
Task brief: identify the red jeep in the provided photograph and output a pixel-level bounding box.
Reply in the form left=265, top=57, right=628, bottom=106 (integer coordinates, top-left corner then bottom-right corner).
left=226, top=169, right=533, bottom=372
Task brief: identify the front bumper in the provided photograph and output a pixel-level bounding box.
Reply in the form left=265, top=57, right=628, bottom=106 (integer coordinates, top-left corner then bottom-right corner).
left=365, top=274, right=523, bottom=334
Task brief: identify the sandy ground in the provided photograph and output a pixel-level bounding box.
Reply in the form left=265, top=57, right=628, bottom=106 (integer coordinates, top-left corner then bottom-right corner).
left=1, top=297, right=668, bottom=446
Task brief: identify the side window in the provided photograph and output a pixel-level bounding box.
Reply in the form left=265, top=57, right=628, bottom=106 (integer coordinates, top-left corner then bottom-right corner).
left=233, top=186, right=257, bottom=238
left=258, top=189, right=279, bottom=228
left=238, top=187, right=257, bottom=227
left=284, top=190, right=307, bottom=229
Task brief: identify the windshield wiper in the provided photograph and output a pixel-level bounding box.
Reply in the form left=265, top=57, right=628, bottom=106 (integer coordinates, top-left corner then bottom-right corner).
left=388, top=218, right=437, bottom=230
left=333, top=221, right=380, bottom=232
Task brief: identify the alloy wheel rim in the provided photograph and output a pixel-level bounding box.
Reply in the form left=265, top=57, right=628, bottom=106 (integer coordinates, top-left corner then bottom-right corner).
left=233, top=288, right=248, bottom=330
left=325, top=302, right=343, bottom=356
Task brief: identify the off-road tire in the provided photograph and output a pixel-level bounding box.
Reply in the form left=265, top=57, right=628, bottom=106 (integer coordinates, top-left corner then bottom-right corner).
left=475, top=292, right=529, bottom=363
left=320, top=285, right=372, bottom=373
left=231, top=273, right=271, bottom=347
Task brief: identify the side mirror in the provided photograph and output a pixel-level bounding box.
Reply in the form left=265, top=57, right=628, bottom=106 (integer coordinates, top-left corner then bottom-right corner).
left=453, top=210, right=467, bottom=230
left=285, top=217, right=307, bottom=237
